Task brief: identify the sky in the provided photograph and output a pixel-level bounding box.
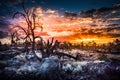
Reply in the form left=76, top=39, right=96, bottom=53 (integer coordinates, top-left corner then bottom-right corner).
left=0, top=0, right=120, bottom=44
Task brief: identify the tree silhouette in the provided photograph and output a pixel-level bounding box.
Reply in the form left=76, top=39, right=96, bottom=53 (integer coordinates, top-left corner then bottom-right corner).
left=9, top=29, right=20, bottom=48
left=12, top=2, right=81, bottom=61
left=36, top=37, right=60, bottom=58
left=12, top=2, right=42, bottom=60
left=112, top=39, right=120, bottom=53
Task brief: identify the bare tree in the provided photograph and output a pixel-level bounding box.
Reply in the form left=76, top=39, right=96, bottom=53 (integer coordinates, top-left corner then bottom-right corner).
left=9, top=29, right=20, bottom=48
left=13, top=2, right=42, bottom=61
left=12, top=2, right=81, bottom=61
left=36, top=37, right=60, bottom=58
left=36, top=38, right=79, bottom=60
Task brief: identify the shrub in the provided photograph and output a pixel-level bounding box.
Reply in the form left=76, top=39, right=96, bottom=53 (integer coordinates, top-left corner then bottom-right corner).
left=98, top=53, right=107, bottom=60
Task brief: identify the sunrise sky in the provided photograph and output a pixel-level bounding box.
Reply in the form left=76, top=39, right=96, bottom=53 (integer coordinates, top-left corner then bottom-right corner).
left=0, top=0, right=120, bottom=44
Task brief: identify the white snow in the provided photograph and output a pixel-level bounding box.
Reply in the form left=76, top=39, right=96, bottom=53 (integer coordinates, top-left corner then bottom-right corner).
left=35, top=50, right=42, bottom=58
left=17, top=63, right=37, bottom=74
left=62, top=63, right=73, bottom=71
left=73, top=65, right=83, bottom=73
left=2, top=49, right=112, bottom=76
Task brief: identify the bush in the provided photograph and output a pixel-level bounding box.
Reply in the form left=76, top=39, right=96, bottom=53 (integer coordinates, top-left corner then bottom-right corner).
left=0, top=44, right=9, bottom=51
left=98, top=53, right=107, bottom=60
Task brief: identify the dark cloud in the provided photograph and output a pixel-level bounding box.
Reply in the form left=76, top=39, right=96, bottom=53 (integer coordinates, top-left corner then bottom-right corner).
left=80, top=4, right=120, bottom=18
left=0, top=0, right=22, bottom=5
left=79, top=27, right=120, bottom=38
left=106, top=27, right=120, bottom=32
left=64, top=12, right=78, bottom=19
left=107, top=24, right=119, bottom=27
left=0, top=31, right=8, bottom=39
left=92, top=27, right=120, bottom=38
left=108, top=33, right=120, bottom=38
left=0, top=20, right=9, bottom=29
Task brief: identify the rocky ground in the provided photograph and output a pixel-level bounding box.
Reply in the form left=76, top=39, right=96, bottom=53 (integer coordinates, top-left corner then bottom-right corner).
left=0, top=49, right=120, bottom=80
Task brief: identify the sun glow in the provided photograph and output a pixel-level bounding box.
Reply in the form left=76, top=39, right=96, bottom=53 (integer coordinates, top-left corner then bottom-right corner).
left=8, top=7, right=120, bottom=44
left=80, top=38, right=99, bottom=42
left=71, top=38, right=98, bottom=43
left=70, top=37, right=115, bottom=44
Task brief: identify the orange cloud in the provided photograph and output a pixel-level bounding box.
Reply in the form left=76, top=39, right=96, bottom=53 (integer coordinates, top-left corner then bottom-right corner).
left=9, top=7, right=120, bottom=44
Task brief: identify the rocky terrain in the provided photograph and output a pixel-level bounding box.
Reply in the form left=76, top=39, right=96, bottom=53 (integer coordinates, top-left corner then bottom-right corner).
left=0, top=49, right=120, bottom=80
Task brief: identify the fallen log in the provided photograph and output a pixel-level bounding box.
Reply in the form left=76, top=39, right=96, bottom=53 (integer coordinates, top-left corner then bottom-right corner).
left=54, top=51, right=77, bottom=60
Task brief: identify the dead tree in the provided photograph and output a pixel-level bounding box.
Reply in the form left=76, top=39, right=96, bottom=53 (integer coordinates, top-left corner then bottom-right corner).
left=12, top=2, right=80, bottom=61
left=13, top=2, right=42, bottom=61
left=9, top=30, right=20, bottom=48
left=37, top=37, right=60, bottom=58
left=37, top=38, right=79, bottom=60
left=54, top=51, right=77, bottom=60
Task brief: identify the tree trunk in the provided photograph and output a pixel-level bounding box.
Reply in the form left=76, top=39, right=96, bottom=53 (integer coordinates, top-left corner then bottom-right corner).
left=32, top=32, right=41, bottom=61
left=54, top=51, right=77, bottom=60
